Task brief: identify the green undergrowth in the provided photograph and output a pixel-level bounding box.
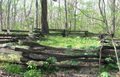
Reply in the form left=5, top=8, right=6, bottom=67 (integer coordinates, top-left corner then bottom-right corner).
left=37, top=35, right=100, bottom=50
left=1, top=35, right=119, bottom=76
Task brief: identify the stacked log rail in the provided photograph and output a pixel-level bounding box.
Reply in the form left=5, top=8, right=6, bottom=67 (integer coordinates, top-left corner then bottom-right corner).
left=14, top=42, right=112, bottom=67
left=100, top=37, right=120, bottom=65
left=33, top=28, right=101, bottom=38
left=0, top=34, right=41, bottom=43
left=101, top=39, right=120, bottom=44
left=45, top=29, right=89, bottom=37
left=48, top=29, right=99, bottom=37
left=0, top=41, right=118, bottom=68
left=68, top=31, right=88, bottom=37
left=2, top=29, right=29, bottom=32
left=14, top=42, right=101, bottom=68
left=2, top=29, right=42, bottom=33
left=101, top=45, right=120, bottom=64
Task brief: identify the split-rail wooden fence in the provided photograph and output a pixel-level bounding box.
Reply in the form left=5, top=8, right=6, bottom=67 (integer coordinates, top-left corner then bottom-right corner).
left=0, top=41, right=119, bottom=68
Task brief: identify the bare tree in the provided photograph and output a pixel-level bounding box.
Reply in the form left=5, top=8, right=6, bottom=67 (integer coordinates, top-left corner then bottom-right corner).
left=110, top=0, right=116, bottom=36
left=98, top=0, right=120, bottom=72
left=58, top=0, right=61, bottom=29
left=7, top=0, right=11, bottom=31
left=74, top=0, right=77, bottom=31
left=48, top=0, right=53, bottom=28
left=64, top=0, right=68, bottom=29
left=24, top=0, right=26, bottom=21
left=0, top=0, right=3, bottom=31
left=24, top=0, right=33, bottom=21
left=35, top=0, right=38, bottom=30
left=13, top=0, right=19, bottom=28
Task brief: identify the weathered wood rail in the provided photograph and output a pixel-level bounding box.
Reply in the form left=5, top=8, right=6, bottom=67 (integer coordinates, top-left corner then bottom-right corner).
left=101, top=39, right=120, bottom=44
left=2, top=29, right=41, bottom=33
left=0, top=42, right=119, bottom=68
left=2, top=29, right=100, bottom=39
left=15, top=42, right=118, bottom=66
left=0, top=34, right=42, bottom=43
left=2, top=29, right=29, bottom=32
left=0, top=29, right=45, bottom=43
left=49, top=29, right=89, bottom=37
left=34, top=28, right=91, bottom=37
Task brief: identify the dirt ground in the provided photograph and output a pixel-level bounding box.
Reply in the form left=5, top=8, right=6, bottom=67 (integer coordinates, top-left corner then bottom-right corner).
left=0, top=67, right=120, bottom=77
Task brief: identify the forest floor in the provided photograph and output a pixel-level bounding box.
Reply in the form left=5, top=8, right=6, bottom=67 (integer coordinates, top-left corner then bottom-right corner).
left=0, top=35, right=120, bottom=77
left=0, top=66, right=119, bottom=77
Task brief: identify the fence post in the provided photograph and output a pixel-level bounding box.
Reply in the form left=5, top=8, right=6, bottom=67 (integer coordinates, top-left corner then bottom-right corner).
left=85, top=31, right=88, bottom=37
left=28, top=25, right=35, bottom=41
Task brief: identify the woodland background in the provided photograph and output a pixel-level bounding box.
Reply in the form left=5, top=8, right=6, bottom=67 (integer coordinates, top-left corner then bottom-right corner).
left=0, top=0, right=119, bottom=36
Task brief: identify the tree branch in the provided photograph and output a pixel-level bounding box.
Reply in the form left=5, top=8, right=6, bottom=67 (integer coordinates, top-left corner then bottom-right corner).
left=68, top=1, right=104, bottom=22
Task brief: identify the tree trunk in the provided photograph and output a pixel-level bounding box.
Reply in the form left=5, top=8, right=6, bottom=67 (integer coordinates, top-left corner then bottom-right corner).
left=35, top=0, right=38, bottom=31
left=49, top=1, right=53, bottom=28
left=21, top=9, right=23, bottom=29
left=7, top=0, right=11, bottom=30
left=58, top=0, right=61, bottom=29
left=0, top=0, right=3, bottom=31
left=74, top=0, right=77, bottom=31
left=64, top=0, right=68, bottom=29
left=14, top=0, right=16, bottom=27
left=110, top=0, right=115, bottom=36
left=27, top=0, right=33, bottom=17
left=13, top=0, right=18, bottom=29
left=24, top=0, right=26, bottom=20
left=41, top=0, right=49, bottom=34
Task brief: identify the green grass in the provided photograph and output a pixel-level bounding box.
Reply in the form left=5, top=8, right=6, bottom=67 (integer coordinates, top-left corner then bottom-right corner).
left=0, top=35, right=101, bottom=76
left=37, top=35, right=100, bottom=50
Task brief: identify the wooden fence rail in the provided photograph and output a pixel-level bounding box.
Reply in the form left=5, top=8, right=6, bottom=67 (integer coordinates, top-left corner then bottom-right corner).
left=0, top=41, right=119, bottom=68
left=2, top=29, right=100, bottom=38
left=14, top=42, right=117, bottom=67
left=2, top=29, right=41, bottom=33
left=0, top=34, right=42, bottom=43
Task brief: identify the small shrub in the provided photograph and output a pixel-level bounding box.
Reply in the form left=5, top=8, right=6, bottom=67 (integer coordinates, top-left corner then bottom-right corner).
left=100, top=72, right=111, bottom=77
left=46, top=57, right=57, bottom=64
left=70, top=60, right=78, bottom=66
left=28, top=62, right=37, bottom=70
left=23, top=69, right=41, bottom=77
left=7, top=64, right=22, bottom=74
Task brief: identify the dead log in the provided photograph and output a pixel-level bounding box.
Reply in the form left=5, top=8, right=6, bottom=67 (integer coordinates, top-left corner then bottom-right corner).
left=22, top=42, right=99, bottom=53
